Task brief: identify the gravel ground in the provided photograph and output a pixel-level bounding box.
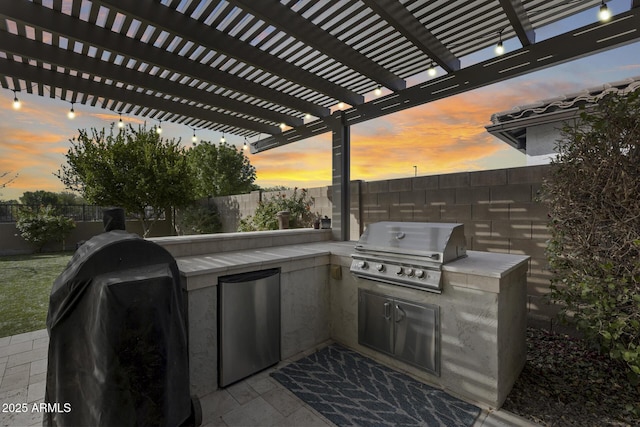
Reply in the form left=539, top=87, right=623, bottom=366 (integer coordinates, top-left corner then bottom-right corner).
left=503, top=328, right=640, bottom=426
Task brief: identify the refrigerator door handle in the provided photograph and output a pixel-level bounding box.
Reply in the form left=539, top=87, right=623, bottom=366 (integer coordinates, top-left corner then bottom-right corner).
left=383, top=301, right=392, bottom=320
left=395, top=304, right=406, bottom=323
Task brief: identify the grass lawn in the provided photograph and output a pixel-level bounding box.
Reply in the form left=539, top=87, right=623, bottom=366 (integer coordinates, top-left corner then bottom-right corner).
left=0, top=252, right=72, bottom=338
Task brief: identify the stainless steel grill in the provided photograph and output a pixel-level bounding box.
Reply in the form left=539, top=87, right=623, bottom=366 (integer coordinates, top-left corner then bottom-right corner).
left=350, top=222, right=467, bottom=292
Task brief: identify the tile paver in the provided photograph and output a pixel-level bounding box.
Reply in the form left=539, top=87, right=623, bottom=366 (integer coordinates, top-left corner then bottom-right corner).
left=0, top=329, right=543, bottom=427
left=6, top=346, right=48, bottom=369
left=0, top=341, right=33, bottom=359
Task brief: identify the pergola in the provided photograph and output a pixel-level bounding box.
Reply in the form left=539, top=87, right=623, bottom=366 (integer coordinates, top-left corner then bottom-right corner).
left=1, top=0, right=639, bottom=240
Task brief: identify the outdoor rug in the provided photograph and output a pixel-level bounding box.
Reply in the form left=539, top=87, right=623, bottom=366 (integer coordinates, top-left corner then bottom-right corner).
left=270, top=344, right=481, bottom=427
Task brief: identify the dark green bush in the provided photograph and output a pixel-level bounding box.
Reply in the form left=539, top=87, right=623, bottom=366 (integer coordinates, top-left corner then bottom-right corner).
left=176, top=203, right=222, bottom=235
left=16, top=205, right=76, bottom=252
left=238, top=188, right=314, bottom=231
left=541, top=89, right=640, bottom=383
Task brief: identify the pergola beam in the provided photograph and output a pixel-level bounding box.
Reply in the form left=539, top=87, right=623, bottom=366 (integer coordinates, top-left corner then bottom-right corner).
left=0, top=32, right=302, bottom=128
left=0, top=0, right=329, bottom=122
left=361, top=0, right=461, bottom=73
left=252, top=9, right=640, bottom=152
left=95, top=0, right=365, bottom=107
left=498, top=0, right=536, bottom=46
left=0, top=58, right=280, bottom=135
left=229, top=0, right=406, bottom=92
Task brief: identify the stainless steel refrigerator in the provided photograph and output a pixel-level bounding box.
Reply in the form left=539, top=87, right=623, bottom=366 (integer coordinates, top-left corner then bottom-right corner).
left=218, top=268, right=281, bottom=387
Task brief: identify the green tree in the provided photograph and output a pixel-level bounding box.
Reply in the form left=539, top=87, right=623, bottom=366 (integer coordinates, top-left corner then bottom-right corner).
left=541, top=89, right=640, bottom=383
left=188, top=141, right=257, bottom=198
left=20, top=190, right=62, bottom=206
left=16, top=205, right=76, bottom=252
left=56, top=124, right=196, bottom=236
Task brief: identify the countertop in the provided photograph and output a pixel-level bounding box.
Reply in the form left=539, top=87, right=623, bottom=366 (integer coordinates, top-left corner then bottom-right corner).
left=176, top=241, right=355, bottom=278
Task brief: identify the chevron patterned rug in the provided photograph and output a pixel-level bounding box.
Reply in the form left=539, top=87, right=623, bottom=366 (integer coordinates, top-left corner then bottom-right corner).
left=270, top=344, right=480, bottom=427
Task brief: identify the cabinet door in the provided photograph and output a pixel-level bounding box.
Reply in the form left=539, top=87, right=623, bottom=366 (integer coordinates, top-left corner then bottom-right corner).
left=358, top=289, right=393, bottom=356
left=394, top=300, right=439, bottom=375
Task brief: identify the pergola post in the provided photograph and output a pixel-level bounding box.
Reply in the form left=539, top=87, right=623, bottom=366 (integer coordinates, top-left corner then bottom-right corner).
left=331, top=113, right=350, bottom=241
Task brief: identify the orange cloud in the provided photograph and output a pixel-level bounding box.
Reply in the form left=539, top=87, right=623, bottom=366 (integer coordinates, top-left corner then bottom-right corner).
left=250, top=137, right=331, bottom=187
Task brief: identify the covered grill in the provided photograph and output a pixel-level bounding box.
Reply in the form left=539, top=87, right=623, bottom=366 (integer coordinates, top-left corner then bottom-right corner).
left=350, top=222, right=467, bottom=292
left=44, top=225, right=201, bottom=427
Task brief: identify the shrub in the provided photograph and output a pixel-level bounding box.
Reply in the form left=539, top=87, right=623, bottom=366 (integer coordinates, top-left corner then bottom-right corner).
left=540, top=89, right=640, bottom=382
left=176, top=203, right=222, bottom=235
left=16, top=205, right=76, bottom=252
left=238, top=188, right=314, bottom=231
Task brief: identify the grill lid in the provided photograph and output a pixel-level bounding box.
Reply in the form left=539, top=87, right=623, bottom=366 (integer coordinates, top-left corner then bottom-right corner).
left=354, top=222, right=467, bottom=263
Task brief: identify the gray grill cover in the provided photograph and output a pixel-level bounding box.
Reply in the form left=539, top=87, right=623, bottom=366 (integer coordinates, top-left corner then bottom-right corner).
left=44, top=230, right=192, bottom=427
left=355, top=222, right=467, bottom=263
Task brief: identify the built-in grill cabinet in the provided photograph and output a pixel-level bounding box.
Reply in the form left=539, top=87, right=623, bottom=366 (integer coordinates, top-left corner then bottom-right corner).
left=358, top=289, right=440, bottom=376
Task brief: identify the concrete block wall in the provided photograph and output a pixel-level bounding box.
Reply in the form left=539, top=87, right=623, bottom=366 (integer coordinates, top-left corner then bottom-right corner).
left=358, top=164, right=554, bottom=322
left=214, top=187, right=334, bottom=233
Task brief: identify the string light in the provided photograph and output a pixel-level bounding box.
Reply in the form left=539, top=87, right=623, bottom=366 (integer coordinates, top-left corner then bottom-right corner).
left=337, top=101, right=344, bottom=110
left=191, top=128, right=198, bottom=143
left=67, top=103, right=75, bottom=119
left=156, top=120, right=162, bottom=134
left=495, top=30, right=505, bottom=55
left=12, top=90, right=21, bottom=110
left=374, top=85, right=382, bottom=96
left=279, top=122, right=286, bottom=130
left=118, top=113, right=124, bottom=128
left=243, top=137, right=248, bottom=151
left=427, top=64, right=437, bottom=77
left=220, top=133, right=226, bottom=143
left=598, top=1, right=611, bottom=22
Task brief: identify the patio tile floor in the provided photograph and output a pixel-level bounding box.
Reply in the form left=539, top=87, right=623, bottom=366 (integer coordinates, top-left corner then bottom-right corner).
left=0, top=330, right=540, bottom=427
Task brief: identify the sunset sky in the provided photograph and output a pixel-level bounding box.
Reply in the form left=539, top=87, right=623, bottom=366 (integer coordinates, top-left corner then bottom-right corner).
left=1, top=1, right=639, bottom=201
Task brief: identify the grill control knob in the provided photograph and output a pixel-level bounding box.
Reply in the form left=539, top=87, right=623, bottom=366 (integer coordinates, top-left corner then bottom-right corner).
left=395, top=266, right=404, bottom=276
left=415, top=270, right=425, bottom=279
left=376, top=264, right=385, bottom=272
left=406, top=268, right=414, bottom=277
left=357, top=261, right=368, bottom=269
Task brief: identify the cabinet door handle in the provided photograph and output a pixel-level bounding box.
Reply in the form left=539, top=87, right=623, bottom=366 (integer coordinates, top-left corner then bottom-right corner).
left=395, top=304, right=406, bottom=323
left=384, top=302, right=391, bottom=320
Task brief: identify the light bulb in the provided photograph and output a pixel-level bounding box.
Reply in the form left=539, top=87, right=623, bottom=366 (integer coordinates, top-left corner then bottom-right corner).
left=118, top=114, right=124, bottom=128
left=427, top=66, right=437, bottom=77
left=374, top=86, right=382, bottom=96
left=279, top=123, right=286, bottom=130
left=67, top=105, right=75, bottom=119
left=495, top=41, right=504, bottom=55
left=192, top=133, right=197, bottom=143
left=12, top=96, right=21, bottom=110
left=599, top=2, right=611, bottom=22
left=243, top=141, right=248, bottom=151
left=220, top=133, right=226, bottom=143
left=338, top=102, right=344, bottom=110
left=156, top=122, right=162, bottom=134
